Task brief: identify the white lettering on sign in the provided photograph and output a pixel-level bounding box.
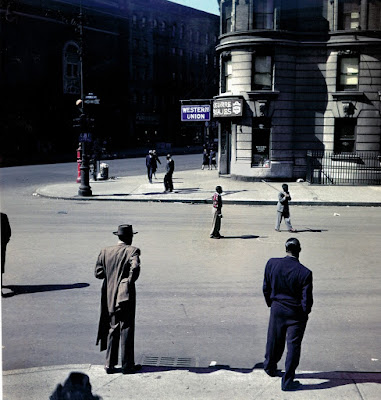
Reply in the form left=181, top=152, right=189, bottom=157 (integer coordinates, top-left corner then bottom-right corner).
left=186, top=114, right=206, bottom=120
left=213, top=108, right=232, bottom=116
left=213, top=101, right=232, bottom=108
left=182, top=106, right=209, bottom=113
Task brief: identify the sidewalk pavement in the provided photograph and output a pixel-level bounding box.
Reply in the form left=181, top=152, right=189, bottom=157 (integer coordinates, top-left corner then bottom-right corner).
left=35, top=169, right=381, bottom=206
left=3, top=364, right=381, bottom=400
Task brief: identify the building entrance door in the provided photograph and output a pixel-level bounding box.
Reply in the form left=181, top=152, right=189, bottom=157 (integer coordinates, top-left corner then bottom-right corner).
left=219, top=121, right=231, bottom=174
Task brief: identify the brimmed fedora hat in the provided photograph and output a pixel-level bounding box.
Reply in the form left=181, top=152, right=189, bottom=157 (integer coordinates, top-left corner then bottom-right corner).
left=113, top=224, right=138, bottom=236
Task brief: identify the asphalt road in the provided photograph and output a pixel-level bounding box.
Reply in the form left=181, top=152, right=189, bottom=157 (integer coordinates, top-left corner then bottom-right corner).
left=1, top=157, right=380, bottom=374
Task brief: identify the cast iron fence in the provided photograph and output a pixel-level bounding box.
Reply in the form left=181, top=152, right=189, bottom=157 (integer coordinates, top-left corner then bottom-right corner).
left=306, top=151, right=381, bottom=185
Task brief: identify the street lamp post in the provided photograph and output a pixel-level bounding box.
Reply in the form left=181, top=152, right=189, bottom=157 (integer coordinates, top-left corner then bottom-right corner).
left=74, top=101, right=92, bottom=196
left=78, top=135, right=92, bottom=196
left=75, top=1, right=92, bottom=196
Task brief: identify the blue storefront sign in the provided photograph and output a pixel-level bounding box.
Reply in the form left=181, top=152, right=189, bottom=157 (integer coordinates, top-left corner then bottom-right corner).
left=181, top=105, right=211, bottom=122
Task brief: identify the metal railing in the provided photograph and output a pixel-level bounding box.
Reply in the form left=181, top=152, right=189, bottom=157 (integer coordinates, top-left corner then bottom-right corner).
left=306, top=151, right=381, bottom=185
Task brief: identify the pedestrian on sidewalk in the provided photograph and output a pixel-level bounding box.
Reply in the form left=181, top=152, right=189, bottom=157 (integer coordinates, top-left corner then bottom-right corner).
left=152, top=150, right=161, bottom=179
left=275, top=184, right=296, bottom=232
left=164, top=154, right=175, bottom=192
left=95, top=224, right=142, bottom=375
left=263, top=238, right=313, bottom=391
left=210, top=186, right=223, bottom=239
left=1, top=212, right=11, bottom=294
left=201, top=148, right=209, bottom=170
left=145, top=150, right=153, bottom=183
left=209, top=149, right=217, bottom=170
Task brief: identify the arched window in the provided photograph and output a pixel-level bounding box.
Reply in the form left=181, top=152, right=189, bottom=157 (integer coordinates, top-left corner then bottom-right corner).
left=63, top=41, right=80, bottom=94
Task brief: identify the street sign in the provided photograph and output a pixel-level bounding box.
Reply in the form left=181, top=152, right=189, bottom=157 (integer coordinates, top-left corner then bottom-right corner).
left=181, top=105, right=211, bottom=122
left=79, top=132, right=93, bottom=142
left=213, top=98, right=243, bottom=118
left=84, top=93, right=100, bottom=105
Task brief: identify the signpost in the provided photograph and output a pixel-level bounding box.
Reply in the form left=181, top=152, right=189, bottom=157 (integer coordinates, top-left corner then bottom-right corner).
left=84, top=93, right=100, bottom=105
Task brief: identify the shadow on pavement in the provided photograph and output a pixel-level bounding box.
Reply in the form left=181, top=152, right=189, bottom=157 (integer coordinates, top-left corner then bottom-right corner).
left=138, top=365, right=253, bottom=375
left=220, top=235, right=260, bottom=239
left=251, top=363, right=381, bottom=391
left=142, top=187, right=201, bottom=195
left=118, top=364, right=381, bottom=389
left=2, top=283, right=90, bottom=297
left=296, top=227, right=328, bottom=233
left=50, top=372, right=101, bottom=400
left=295, top=371, right=381, bottom=391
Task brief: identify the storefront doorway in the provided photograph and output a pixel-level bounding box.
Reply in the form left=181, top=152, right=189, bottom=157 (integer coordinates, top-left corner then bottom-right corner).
left=219, top=120, right=231, bottom=174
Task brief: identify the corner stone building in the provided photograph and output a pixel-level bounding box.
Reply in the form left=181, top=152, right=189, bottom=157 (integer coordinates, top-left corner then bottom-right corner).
left=215, top=0, right=381, bottom=183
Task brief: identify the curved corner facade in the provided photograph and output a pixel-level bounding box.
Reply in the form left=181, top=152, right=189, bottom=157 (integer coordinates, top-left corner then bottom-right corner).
left=215, top=0, right=381, bottom=182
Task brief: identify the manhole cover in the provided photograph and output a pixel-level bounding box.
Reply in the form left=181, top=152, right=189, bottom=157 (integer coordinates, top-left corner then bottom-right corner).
left=141, top=355, right=195, bottom=368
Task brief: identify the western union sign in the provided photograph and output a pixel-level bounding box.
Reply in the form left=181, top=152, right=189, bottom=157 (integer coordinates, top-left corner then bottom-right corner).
left=181, top=105, right=211, bottom=122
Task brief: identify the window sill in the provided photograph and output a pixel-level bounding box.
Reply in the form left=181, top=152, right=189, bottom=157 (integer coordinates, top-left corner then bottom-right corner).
left=332, top=91, right=364, bottom=100
left=247, top=90, right=280, bottom=99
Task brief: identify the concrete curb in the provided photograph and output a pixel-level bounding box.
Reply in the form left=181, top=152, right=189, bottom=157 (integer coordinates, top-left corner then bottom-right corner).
left=33, top=168, right=381, bottom=207
left=35, top=190, right=381, bottom=207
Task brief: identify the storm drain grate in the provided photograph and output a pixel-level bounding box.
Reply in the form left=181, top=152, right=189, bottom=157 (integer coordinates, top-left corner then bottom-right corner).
left=141, top=355, right=196, bottom=368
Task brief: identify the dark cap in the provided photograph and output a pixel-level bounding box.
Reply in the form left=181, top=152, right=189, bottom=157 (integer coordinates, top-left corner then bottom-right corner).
left=113, top=224, right=138, bottom=237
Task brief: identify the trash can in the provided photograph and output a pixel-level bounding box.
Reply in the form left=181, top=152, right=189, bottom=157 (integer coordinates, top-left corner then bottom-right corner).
left=97, top=162, right=109, bottom=180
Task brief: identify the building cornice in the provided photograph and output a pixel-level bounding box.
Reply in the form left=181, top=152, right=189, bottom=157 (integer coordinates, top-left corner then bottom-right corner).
left=216, top=36, right=381, bottom=52
left=216, top=29, right=381, bottom=52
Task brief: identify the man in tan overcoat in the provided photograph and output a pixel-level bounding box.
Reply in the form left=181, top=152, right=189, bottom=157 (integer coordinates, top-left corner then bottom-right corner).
left=95, top=224, right=142, bottom=374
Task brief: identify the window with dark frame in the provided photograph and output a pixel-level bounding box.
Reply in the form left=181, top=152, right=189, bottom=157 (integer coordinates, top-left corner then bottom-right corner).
left=252, top=118, right=271, bottom=167
left=222, top=0, right=232, bottom=34
left=334, top=118, right=357, bottom=153
left=222, top=58, right=232, bottom=93
left=337, top=56, right=359, bottom=91
left=252, top=55, right=273, bottom=90
left=253, top=0, right=274, bottom=29
left=338, top=0, right=361, bottom=30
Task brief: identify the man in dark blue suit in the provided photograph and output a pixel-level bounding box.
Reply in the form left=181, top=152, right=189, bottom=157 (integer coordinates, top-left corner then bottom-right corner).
left=145, top=150, right=153, bottom=183
left=263, top=238, right=313, bottom=391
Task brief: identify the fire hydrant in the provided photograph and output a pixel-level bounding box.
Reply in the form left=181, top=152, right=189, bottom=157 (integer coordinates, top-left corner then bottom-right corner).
left=76, top=144, right=82, bottom=183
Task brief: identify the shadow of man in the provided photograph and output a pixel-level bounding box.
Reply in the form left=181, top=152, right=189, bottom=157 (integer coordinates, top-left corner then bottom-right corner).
left=1, top=283, right=89, bottom=297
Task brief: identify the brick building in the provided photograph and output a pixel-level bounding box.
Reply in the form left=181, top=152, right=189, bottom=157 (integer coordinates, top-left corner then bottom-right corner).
left=0, top=0, right=219, bottom=165
left=215, top=0, right=381, bottom=183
